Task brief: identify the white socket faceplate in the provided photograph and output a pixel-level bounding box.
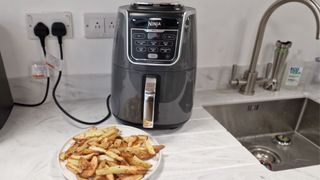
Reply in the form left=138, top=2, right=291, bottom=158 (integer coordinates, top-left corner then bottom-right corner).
left=26, top=12, right=73, bottom=40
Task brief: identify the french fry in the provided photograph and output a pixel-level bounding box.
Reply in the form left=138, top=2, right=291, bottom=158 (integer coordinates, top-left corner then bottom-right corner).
left=96, top=165, right=148, bottom=175
left=77, top=137, right=99, bottom=152
left=78, top=149, right=97, bottom=155
left=78, top=157, right=91, bottom=171
left=121, top=147, right=155, bottom=160
left=120, top=141, right=129, bottom=148
left=100, top=137, right=109, bottom=144
left=119, top=159, right=130, bottom=166
left=97, top=160, right=107, bottom=169
left=79, top=156, right=98, bottom=178
left=60, top=143, right=79, bottom=160
left=101, top=164, right=115, bottom=180
left=101, top=126, right=117, bottom=134
left=89, top=146, right=109, bottom=154
left=98, top=155, right=115, bottom=162
left=88, top=141, right=100, bottom=147
left=107, top=133, right=119, bottom=142
left=124, top=136, right=137, bottom=147
left=66, top=162, right=82, bottom=174
left=145, top=139, right=155, bottom=155
left=67, top=158, right=79, bottom=166
left=132, top=139, right=145, bottom=147
left=113, top=139, right=122, bottom=148
left=106, top=150, right=124, bottom=161
left=100, top=139, right=111, bottom=149
left=128, top=156, right=152, bottom=169
left=120, top=152, right=134, bottom=160
left=153, top=145, right=165, bottom=153
left=106, top=160, right=118, bottom=167
left=98, top=128, right=119, bottom=141
left=59, top=152, right=67, bottom=161
left=70, top=153, right=96, bottom=160
left=76, top=143, right=89, bottom=153
left=73, top=127, right=105, bottom=142
left=109, top=148, right=121, bottom=155
left=137, top=135, right=148, bottom=140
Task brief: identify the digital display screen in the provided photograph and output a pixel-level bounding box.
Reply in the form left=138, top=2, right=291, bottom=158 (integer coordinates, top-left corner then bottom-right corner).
left=147, top=33, right=161, bottom=40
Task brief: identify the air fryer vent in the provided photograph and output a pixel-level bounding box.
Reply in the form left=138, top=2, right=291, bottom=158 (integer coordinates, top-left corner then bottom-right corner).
left=131, top=2, right=183, bottom=11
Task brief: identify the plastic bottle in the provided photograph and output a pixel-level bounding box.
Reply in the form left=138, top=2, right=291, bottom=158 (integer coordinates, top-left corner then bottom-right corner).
left=282, top=59, right=304, bottom=89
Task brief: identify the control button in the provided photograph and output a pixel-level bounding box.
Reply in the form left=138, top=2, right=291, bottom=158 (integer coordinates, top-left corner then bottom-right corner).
left=165, top=54, right=172, bottom=59
left=148, top=41, right=158, bottom=46
left=160, top=47, right=172, bottom=53
left=163, top=34, right=176, bottom=40
left=148, top=53, right=158, bottom=59
left=148, top=47, right=158, bottom=52
left=136, top=47, right=146, bottom=52
left=133, top=33, right=146, bottom=39
left=135, top=40, right=147, bottom=45
left=160, top=41, right=173, bottom=46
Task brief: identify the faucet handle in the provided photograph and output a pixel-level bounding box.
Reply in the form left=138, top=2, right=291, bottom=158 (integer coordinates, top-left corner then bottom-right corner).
left=231, top=64, right=238, bottom=80
left=230, top=64, right=239, bottom=86
left=265, top=63, right=272, bottom=79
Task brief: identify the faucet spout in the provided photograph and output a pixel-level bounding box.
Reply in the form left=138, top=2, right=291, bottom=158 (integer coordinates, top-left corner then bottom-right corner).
left=249, top=0, right=320, bottom=73
left=234, top=0, right=320, bottom=95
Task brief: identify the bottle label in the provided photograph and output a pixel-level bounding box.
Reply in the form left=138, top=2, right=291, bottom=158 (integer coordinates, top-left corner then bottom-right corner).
left=285, top=66, right=303, bottom=86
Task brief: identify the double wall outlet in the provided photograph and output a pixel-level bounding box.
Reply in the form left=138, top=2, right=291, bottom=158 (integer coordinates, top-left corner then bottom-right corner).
left=26, top=12, right=73, bottom=39
left=84, top=13, right=117, bottom=39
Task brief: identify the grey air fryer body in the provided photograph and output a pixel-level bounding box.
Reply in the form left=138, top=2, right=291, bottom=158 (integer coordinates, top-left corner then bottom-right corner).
left=111, top=3, right=197, bottom=129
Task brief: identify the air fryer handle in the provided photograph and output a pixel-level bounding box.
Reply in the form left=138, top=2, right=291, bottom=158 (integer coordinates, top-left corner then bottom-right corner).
left=143, top=76, right=157, bottom=128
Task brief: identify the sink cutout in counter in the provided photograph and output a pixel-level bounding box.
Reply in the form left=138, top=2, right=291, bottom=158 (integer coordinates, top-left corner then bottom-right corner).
left=204, top=98, right=320, bottom=171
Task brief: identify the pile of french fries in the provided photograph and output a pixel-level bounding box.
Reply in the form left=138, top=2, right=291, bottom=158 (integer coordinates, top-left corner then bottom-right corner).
left=59, top=126, right=165, bottom=180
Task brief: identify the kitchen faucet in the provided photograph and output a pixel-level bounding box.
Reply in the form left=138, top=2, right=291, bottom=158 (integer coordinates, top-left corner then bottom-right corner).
left=230, top=0, right=320, bottom=95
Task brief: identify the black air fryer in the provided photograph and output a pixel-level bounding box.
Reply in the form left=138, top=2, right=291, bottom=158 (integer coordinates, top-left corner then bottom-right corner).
left=111, top=2, right=197, bottom=129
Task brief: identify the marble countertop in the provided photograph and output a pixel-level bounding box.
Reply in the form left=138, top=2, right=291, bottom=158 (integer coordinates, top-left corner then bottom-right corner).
left=0, top=86, right=319, bottom=180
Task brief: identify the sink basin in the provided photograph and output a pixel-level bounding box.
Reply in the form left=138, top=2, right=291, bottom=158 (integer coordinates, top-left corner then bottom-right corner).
left=204, top=98, right=320, bottom=171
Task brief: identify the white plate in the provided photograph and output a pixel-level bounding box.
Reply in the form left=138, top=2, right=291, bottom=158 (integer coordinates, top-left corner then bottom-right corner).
left=58, top=124, right=162, bottom=180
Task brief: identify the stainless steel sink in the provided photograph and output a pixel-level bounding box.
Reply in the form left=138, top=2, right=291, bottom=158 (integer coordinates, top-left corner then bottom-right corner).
left=204, top=98, right=320, bottom=171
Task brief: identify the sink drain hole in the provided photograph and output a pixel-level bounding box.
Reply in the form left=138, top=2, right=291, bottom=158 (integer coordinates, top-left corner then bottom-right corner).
left=249, top=146, right=281, bottom=170
left=274, top=134, right=292, bottom=146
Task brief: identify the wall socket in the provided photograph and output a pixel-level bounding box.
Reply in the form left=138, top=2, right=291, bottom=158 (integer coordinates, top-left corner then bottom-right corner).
left=84, top=13, right=117, bottom=39
left=26, top=12, right=73, bottom=39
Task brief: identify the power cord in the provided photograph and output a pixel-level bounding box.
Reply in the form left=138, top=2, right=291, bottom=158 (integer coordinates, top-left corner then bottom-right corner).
left=51, top=22, right=111, bottom=125
left=14, top=22, right=50, bottom=107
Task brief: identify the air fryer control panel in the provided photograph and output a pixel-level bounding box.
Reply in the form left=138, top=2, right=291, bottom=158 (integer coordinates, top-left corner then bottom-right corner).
left=128, top=14, right=183, bottom=65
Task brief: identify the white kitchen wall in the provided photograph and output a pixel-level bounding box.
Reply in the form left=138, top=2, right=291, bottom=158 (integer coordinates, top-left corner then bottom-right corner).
left=0, top=0, right=319, bottom=78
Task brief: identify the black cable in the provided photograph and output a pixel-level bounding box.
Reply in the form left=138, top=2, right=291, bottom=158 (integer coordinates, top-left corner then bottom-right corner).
left=42, top=46, right=47, bottom=57
left=59, top=43, right=63, bottom=60
left=14, top=22, right=50, bottom=107
left=52, top=73, right=111, bottom=125
left=51, top=22, right=111, bottom=125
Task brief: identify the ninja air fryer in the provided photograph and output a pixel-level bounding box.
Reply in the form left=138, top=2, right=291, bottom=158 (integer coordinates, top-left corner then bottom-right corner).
left=111, top=3, right=197, bottom=129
